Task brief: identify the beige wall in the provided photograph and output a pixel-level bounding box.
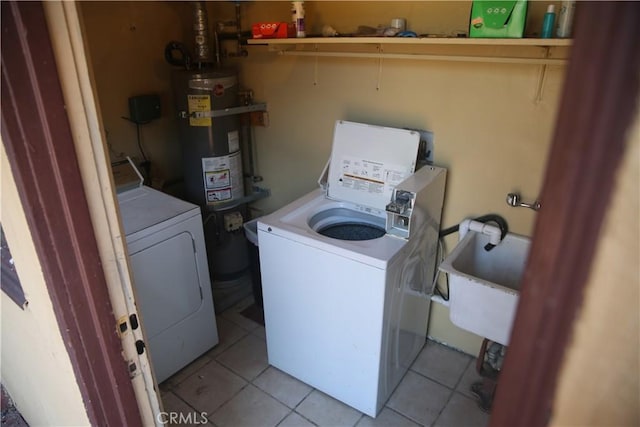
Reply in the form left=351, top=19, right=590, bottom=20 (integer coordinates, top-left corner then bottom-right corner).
left=0, top=144, right=90, bottom=426
left=551, top=111, right=640, bottom=426
left=79, top=1, right=192, bottom=185
left=80, top=1, right=566, bottom=355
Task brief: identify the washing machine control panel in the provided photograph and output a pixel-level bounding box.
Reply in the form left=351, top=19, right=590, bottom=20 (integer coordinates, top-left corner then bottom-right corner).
left=386, top=190, right=415, bottom=239
left=385, top=165, right=447, bottom=240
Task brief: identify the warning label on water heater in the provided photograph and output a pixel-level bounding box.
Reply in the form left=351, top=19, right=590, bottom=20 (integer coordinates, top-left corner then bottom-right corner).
left=188, top=95, right=211, bottom=127
left=202, top=152, right=243, bottom=204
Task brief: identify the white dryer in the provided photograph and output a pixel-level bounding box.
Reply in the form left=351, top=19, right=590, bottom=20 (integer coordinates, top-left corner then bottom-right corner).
left=118, top=185, right=218, bottom=383
left=258, top=121, right=446, bottom=417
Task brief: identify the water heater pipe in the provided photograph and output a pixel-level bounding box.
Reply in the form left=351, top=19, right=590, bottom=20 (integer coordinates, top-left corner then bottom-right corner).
left=235, top=1, right=243, bottom=56
left=192, top=1, right=213, bottom=66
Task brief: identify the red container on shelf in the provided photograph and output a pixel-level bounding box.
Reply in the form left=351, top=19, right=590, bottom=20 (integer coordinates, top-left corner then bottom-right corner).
left=252, top=22, right=296, bottom=39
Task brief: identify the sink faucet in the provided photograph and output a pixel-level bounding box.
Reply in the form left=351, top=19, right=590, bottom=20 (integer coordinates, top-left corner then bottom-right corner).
left=506, top=192, right=541, bottom=211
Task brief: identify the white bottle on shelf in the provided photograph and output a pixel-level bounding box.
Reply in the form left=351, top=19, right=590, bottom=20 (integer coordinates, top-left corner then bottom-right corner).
left=556, top=1, right=576, bottom=38
left=291, top=1, right=306, bottom=38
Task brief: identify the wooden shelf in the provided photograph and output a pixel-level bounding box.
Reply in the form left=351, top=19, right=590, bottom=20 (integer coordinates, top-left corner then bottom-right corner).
left=247, top=36, right=572, bottom=48
left=247, top=36, right=570, bottom=67
left=247, top=36, right=570, bottom=99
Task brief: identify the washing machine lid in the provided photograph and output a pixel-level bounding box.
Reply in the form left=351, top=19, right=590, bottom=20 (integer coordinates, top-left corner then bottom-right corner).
left=326, top=121, right=420, bottom=212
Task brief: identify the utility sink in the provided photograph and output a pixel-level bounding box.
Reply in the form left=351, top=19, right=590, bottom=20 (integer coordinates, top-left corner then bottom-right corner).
left=439, top=231, right=531, bottom=345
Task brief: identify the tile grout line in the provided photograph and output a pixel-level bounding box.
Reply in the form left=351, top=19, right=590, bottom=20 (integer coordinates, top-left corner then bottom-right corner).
left=290, top=388, right=323, bottom=426
left=163, top=355, right=216, bottom=390
left=172, top=359, right=251, bottom=421
left=383, top=405, right=425, bottom=427
left=408, top=367, right=458, bottom=392
left=203, top=359, right=288, bottom=425
left=249, top=372, right=314, bottom=413
left=431, top=386, right=456, bottom=427
left=207, top=322, right=250, bottom=359
left=274, top=409, right=295, bottom=427
left=165, top=390, right=207, bottom=420
left=396, top=346, right=474, bottom=426
left=207, top=382, right=254, bottom=422
left=213, top=336, right=271, bottom=384
left=281, top=407, right=319, bottom=427
left=353, top=413, right=366, bottom=427
left=452, top=357, right=475, bottom=391
left=430, top=357, right=476, bottom=427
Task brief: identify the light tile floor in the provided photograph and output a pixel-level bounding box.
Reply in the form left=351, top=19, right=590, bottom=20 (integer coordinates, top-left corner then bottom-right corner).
left=160, top=297, right=489, bottom=427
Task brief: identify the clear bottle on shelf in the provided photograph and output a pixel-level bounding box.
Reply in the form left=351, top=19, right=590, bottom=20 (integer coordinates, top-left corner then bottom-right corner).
left=556, top=1, right=576, bottom=38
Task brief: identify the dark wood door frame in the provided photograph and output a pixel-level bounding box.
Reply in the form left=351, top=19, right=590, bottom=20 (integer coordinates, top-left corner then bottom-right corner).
left=491, top=3, right=640, bottom=426
left=2, top=1, right=637, bottom=426
left=1, top=2, right=142, bottom=425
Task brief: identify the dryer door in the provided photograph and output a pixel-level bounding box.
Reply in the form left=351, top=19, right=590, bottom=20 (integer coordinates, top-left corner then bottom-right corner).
left=129, top=231, right=202, bottom=338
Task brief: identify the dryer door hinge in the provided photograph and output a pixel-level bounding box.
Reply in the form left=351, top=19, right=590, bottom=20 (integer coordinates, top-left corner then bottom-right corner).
left=127, top=360, right=141, bottom=379
left=116, top=313, right=141, bottom=337
left=116, top=315, right=129, bottom=337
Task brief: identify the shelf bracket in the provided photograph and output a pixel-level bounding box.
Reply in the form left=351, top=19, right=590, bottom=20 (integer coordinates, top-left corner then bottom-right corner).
left=377, top=44, right=383, bottom=91
left=313, top=44, right=319, bottom=86
left=534, top=47, right=551, bottom=103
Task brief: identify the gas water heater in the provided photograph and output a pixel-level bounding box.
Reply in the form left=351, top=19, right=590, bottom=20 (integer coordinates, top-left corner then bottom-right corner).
left=166, top=1, right=268, bottom=311
left=171, top=69, right=249, bottom=280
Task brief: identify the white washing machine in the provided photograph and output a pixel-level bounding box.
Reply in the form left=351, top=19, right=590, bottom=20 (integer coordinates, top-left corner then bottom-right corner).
left=258, top=121, right=446, bottom=417
left=118, top=184, right=218, bottom=383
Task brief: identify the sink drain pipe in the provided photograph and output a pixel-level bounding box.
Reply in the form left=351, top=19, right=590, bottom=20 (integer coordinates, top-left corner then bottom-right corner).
left=439, top=214, right=509, bottom=244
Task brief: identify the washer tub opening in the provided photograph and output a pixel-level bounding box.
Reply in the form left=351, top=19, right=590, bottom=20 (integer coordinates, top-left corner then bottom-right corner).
left=308, top=208, right=386, bottom=241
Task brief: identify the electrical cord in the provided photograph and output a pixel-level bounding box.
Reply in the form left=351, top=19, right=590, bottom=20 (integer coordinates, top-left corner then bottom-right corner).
left=432, top=238, right=450, bottom=301
left=121, top=116, right=149, bottom=161
left=135, top=122, right=148, bottom=162
left=121, top=116, right=151, bottom=184
left=434, top=269, right=450, bottom=302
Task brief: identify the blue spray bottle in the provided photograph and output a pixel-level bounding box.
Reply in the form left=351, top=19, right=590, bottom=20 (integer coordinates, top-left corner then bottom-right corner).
left=541, top=4, right=556, bottom=38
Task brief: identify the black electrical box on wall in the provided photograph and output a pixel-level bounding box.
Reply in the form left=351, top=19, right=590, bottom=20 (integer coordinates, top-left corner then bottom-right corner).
left=128, top=94, right=161, bottom=124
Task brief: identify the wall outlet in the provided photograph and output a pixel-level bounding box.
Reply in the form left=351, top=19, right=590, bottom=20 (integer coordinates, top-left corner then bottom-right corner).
left=418, top=130, right=435, bottom=164
left=405, top=128, right=435, bottom=164
left=128, top=94, right=161, bottom=124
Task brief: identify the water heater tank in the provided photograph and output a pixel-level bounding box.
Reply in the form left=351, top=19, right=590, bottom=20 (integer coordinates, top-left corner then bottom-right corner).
left=172, top=70, right=244, bottom=206
left=172, top=69, right=249, bottom=282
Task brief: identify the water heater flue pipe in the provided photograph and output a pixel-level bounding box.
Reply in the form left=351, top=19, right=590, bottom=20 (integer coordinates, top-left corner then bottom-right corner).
left=192, top=1, right=213, bottom=66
